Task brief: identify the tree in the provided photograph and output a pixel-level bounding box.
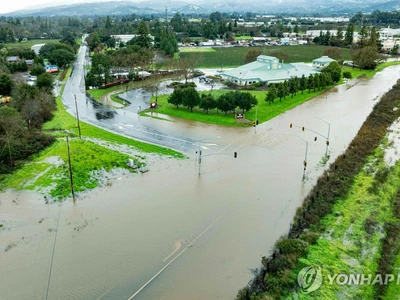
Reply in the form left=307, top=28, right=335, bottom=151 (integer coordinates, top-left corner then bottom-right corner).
left=39, top=42, right=74, bottom=58
left=368, top=26, right=381, bottom=50
left=29, top=64, right=46, bottom=76
left=168, top=87, right=183, bottom=108
left=135, top=21, right=152, bottom=49
left=352, top=46, right=381, bottom=70
left=357, top=26, right=368, bottom=49
left=299, top=74, right=306, bottom=94
left=217, top=94, right=235, bottom=115
left=283, top=80, right=289, bottom=99
left=235, top=91, right=257, bottom=113
left=0, top=106, right=25, bottom=171
left=268, top=50, right=288, bottom=63
left=266, top=84, right=277, bottom=104
left=307, top=74, right=314, bottom=93
left=289, top=77, right=298, bottom=97
left=86, top=32, right=101, bottom=51
left=244, top=49, right=262, bottom=63
left=0, top=73, right=13, bottom=96
left=314, top=73, right=320, bottom=91
left=48, top=49, right=75, bottom=68
left=199, top=94, right=216, bottom=114
left=277, top=82, right=285, bottom=101
left=91, top=53, right=112, bottom=85
left=323, top=47, right=342, bottom=60
left=36, top=73, right=53, bottom=92
left=181, top=87, right=200, bottom=112
left=344, top=24, right=354, bottom=46
left=11, top=84, right=39, bottom=111
left=322, top=61, right=341, bottom=83
left=177, top=53, right=201, bottom=83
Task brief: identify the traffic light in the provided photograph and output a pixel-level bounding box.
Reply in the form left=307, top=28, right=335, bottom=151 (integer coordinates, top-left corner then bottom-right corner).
left=302, top=126, right=305, bottom=131
left=326, top=140, right=330, bottom=146
left=256, top=120, right=259, bottom=125
left=290, top=123, right=293, bottom=128
left=253, top=121, right=256, bottom=127
left=303, top=161, right=307, bottom=167
left=234, top=152, right=237, bottom=158
left=314, top=137, right=317, bottom=141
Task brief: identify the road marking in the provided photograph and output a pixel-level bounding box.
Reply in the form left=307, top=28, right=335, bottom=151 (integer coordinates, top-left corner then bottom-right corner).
left=127, top=215, right=224, bottom=299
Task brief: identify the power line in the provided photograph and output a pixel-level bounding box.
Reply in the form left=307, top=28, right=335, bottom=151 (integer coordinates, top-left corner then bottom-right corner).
left=45, top=201, right=63, bottom=300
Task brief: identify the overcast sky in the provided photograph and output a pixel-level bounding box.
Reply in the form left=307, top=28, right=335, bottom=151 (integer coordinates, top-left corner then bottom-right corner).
left=1, top=0, right=130, bottom=14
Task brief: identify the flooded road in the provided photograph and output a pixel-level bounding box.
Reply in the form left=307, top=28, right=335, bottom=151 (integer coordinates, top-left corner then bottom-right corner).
left=1, top=47, right=400, bottom=299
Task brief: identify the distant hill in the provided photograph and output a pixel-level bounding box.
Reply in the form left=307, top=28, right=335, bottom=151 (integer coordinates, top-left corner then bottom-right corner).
left=3, top=0, right=400, bottom=16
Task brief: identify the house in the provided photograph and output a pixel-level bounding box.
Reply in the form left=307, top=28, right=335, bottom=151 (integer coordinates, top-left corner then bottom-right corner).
left=25, top=59, right=34, bottom=68
left=312, top=56, right=336, bottom=69
left=45, top=65, right=59, bottom=73
left=6, top=56, right=21, bottom=64
left=221, top=55, right=319, bottom=86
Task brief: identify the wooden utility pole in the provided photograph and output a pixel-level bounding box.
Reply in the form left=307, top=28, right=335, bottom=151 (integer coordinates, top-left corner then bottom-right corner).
left=74, top=95, right=81, bottom=139
left=66, top=136, right=76, bottom=203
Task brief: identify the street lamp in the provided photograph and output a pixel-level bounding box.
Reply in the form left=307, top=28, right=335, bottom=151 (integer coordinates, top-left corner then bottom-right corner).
left=294, top=135, right=318, bottom=180
left=314, top=117, right=331, bottom=157
left=196, top=136, right=220, bottom=176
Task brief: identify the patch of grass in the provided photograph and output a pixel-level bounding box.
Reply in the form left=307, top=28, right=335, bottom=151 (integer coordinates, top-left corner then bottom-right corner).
left=179, top=47, right=216, bottom=53
left=143, top=88, right=328, bottom=127
left=110, top=94, right=129, bottom=106
left=179, top=45, right=352, bottom=68
left=1, top=139, right=137, bottom=199
left=43, top=87, right=184, bottom=157
left=342, top=61, right=400, bottom=80
left=3, top=39, right=60, bottom=49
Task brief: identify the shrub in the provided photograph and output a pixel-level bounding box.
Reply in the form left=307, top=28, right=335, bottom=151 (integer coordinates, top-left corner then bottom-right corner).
left=343, top=71, right=352, bottom=79
left=277, top=238, right=308, bottom=256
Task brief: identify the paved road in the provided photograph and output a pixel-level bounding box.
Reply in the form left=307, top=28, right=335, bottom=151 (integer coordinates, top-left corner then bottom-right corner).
left=62, top=41, right=227, bottom=154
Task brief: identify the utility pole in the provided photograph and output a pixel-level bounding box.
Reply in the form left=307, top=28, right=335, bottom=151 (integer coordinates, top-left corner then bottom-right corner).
left=66, top=136, right=76, bottom=203
left=74, top=95, right=81, bottom=139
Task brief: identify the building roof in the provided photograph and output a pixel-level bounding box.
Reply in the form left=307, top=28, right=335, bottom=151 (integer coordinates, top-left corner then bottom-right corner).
left=221, top=55, right=319, bottom=83
left=25, top=59, right=34, bottom=65
left=312, top=56, right=335, bottom=64
left=7, top=56, right=19, bottom=62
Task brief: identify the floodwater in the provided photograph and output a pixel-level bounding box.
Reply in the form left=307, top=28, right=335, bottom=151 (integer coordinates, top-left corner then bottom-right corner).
left=1, top=66, right=400, bottom=300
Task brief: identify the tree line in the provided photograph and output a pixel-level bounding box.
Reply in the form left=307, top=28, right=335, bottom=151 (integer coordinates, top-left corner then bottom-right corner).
left=265, top=61, right=341, bottom=104
left=168, top=87, right=258, bottom=115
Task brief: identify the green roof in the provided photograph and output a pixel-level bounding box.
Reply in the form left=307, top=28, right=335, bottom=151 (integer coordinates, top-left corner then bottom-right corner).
left=221, top=55, right=319, bottom=83
left=312, top=56, right=335, bottom=64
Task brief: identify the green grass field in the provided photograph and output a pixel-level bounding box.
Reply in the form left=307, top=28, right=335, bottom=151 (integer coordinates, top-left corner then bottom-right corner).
left=342, top=61, right=400, bottom=80
left=179, top=47, right=216, bottom=53
left=289, top=146, right=400, bottom=299
left=234, top=36, right=253, bottom=40
left=3, top=39, right=60, bottom=49
left=179, top=45, right=352, bottom=68
left=143, top=88, right=328, bottom=127
left=1, top=139, right=138, bottom=199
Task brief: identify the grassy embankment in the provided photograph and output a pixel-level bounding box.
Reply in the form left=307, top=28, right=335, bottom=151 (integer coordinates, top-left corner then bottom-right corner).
left=1, top=67, right=184, bottom=200
left=179, top=45, right=353, bottom=68
left=143, top=89, right=326, bottom=127
left=3, top=39, right=60, bottom=49
left=236, top=79, right=400, bottom=299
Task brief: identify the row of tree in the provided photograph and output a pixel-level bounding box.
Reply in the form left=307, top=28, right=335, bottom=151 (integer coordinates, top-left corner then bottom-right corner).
left=168, top=87, right=258, bottom=115
left=265, top=72, right=334, bottom=104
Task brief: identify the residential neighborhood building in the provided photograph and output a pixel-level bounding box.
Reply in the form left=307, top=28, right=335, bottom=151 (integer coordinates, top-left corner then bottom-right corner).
left=221, top=55, right=320, bottom=86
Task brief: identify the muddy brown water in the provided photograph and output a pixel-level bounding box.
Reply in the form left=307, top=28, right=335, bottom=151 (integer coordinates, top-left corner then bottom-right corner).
left=1, top=66, right=400, bottom=300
